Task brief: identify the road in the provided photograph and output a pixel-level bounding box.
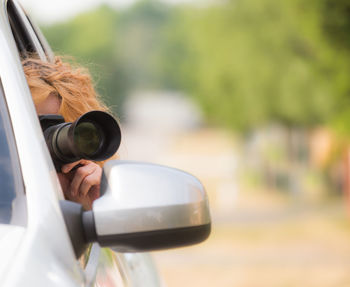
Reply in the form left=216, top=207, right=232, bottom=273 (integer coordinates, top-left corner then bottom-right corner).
left=153, top=197, right=350, bottom=287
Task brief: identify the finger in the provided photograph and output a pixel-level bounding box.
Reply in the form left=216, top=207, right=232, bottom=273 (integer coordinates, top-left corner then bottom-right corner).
left=69, top=164, right=96, bottom=196
left=88, top=185, right=101, bottom=202
left=80, top=172, right=101, bottom=197
left=61, top=160, right=82, bottom=173
left=61, top=159, right=90, bottom=173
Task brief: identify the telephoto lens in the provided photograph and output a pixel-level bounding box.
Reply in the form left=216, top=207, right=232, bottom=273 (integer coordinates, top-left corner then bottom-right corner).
left=39, top=111, right=121, bottom=171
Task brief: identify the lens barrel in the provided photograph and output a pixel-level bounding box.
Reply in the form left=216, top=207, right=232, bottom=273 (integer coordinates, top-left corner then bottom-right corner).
left=40, top=111, right=121, bottom=171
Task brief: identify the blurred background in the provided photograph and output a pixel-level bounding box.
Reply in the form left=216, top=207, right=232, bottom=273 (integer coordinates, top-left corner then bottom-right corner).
left=21, top=0, right=350, bottom=286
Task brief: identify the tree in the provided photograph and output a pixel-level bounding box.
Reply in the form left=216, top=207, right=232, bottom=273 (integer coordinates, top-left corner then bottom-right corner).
left=158, top=0, right=343, bottom=131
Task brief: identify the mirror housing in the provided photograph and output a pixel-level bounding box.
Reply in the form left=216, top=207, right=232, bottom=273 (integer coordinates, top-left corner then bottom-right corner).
left=82, top=160, right=211, bottom=252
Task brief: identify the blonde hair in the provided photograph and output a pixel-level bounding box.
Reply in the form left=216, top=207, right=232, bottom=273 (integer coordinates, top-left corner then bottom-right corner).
left=22, top=56, right=118, bottom=163
left=22, top=56, right=108, bottom=122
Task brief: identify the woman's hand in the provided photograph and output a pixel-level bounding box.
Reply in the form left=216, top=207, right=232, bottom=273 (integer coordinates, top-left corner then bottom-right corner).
left=57, top=159, right=102, bottom=210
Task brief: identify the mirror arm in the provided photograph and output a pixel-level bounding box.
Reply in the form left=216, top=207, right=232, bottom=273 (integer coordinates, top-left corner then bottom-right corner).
left=82, top=210, right=97, bottom=243
left=59, top=200, right=90, bottom=259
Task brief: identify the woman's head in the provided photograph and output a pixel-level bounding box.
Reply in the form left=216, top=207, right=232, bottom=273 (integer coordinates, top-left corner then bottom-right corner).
left=22, top=56, right=108, bottom=122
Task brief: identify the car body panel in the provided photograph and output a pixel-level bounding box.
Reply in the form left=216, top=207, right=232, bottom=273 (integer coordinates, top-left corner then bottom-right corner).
left=0, top=225, right=25, bottom=279
left=0, top=0, right=85, bottom=286
left=0, top=1, right=164, bottom=286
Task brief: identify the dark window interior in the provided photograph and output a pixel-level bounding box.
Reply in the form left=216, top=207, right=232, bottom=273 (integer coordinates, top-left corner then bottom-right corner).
left=6, top=0, right=52, bottom=62
left=7, top=0, right=36, bottom=57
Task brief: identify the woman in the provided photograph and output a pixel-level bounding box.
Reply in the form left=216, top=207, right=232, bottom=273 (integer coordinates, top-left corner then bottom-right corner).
left=22, top=56, right=112, bottom=210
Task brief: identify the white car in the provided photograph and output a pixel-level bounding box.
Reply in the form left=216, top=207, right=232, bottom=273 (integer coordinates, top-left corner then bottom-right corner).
left=0, top=0, right=211, bottom=286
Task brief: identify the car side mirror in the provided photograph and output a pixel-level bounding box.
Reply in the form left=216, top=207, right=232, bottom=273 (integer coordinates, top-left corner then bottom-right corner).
left=82, top=160, right=211, bottom=252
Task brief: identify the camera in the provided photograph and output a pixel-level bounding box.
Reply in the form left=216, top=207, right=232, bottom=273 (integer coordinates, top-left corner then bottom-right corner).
left=39, top=111, right=121, bottom=171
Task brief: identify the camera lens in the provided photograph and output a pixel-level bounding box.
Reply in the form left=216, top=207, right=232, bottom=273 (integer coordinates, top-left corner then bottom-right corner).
left=40, top=111, right=121, bottom=171
left=74, top=122, right=102, bottom=156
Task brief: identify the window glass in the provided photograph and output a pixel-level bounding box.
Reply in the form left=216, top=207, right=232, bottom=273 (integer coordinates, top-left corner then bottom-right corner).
left=0, top=80, right=26, bottom=226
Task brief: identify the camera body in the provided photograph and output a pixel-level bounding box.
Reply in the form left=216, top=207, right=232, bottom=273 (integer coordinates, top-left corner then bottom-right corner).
left=39, top=111, right=121, bottom=171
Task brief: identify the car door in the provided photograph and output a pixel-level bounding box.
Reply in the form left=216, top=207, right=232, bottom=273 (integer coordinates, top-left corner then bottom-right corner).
left=0, top=1, right=86, bottom=286
left=4, top=1, right=129, bottom=285
left=4, top=2, right=163, bottom=286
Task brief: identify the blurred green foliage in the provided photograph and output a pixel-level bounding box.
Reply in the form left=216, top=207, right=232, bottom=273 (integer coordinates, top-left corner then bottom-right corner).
left=321, top=0, right=350, bottom=138
left=42, top=1, right=171, bottom=116
left=41, top=0, right=350, bottom=134
left=42, top=5, right=125, bottom=114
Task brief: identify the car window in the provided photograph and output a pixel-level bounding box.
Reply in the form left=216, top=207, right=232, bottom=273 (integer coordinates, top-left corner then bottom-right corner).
left=7, top=0, right=47, bottom=61
left=0, top=80, right=26, bottom=226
